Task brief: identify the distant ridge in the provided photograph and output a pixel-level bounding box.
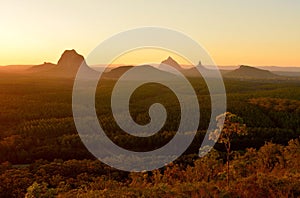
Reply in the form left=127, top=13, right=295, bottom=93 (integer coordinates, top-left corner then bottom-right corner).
left=28, top=62, right=56, bottom=73
left=225, top=65, right=279, bottom=79
left=5, top=50, right=295, bottom=79
left=0, top=65, right=34, bottom=73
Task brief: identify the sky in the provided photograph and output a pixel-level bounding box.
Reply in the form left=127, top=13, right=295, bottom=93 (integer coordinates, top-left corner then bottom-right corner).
left=0, top=0, right=300, bottom=66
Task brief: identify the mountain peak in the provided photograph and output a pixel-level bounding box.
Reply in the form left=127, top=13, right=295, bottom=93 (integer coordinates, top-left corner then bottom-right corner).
left=159, top=56, right=182, bottom=71
left=59, top=49, right=80, bottom=58
left=197, top=60, right=203, bottom=67
left=57, top=49, right=85, bottom=67
left=166, top=56, right=173, bottom=61
left=26, top=49, right=95, bottom=78
left=164, top=56, right=177, bottom=63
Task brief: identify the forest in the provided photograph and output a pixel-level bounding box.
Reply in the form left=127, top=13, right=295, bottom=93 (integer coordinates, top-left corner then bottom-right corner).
left=0, top=73, right=300, bottom=197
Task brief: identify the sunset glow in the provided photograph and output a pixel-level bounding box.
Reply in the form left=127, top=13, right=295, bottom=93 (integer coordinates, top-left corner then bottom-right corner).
left=0, top=0, right=300, bottom=66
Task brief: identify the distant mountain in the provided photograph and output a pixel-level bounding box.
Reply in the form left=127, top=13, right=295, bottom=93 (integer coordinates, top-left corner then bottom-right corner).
left=225, top=65, right=279, bottom=79
left=18, top=50, right=299, bottom=79
left=28, top=49, right=90, bottom=77
left=26, top=51, right=178, bottom=79
left=210, top=65, right=300, bottom=77
left=56, top=49, right=86, bottom=71
left=183, top=61, right=226, bottom=78
left=158, top=57, right=225, bottom=78
left=102, top=65, right=177, bottom=81
left=158, top=56, right=183, bottom=73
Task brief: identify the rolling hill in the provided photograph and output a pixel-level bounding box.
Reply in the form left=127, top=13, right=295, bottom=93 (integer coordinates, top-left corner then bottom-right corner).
left=224, top=65, right=279, bottom=79
left=102, top=65, right=177, bottom=81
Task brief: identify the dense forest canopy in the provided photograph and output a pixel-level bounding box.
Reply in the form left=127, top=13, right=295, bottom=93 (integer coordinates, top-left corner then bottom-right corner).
left=0, top=73, right=299, bottom=197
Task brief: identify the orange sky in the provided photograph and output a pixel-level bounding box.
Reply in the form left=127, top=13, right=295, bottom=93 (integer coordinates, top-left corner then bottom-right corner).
left=0, top=1, right=300, bottom=66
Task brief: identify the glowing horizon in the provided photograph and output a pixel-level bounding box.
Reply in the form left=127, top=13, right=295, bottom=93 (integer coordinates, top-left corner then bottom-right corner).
left=1, top=1, right=300, bottom=67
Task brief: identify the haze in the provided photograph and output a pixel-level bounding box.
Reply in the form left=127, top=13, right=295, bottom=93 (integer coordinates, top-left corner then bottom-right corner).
left=0, top=0, right=300, bottom=66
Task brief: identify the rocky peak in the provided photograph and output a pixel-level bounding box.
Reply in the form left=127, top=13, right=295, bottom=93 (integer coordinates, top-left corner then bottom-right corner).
left=160, top=56, right=182, bottom=70
left=57, top=49, right=85, bottom=68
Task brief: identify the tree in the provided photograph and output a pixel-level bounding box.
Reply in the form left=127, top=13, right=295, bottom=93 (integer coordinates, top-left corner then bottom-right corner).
left=257, top=142, right=285, bottom=172
left=25, top=182, right=56, bottom=198
left=209, top=112, right=247, bottom=188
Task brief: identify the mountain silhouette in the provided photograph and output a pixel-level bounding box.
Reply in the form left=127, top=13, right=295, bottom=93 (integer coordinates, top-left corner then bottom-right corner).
left=102, top=65, right=177, bottom=81
left=225, top=65, right=279, bottom=79
left=158, top=56, right=183, bottom=73
left=25, top=50, right=281, bottom=80
left=28, top=49, right=89, bottom=77
left=57, top=49, right=85, bottom=70
left=183, top=61, right=225, bottom=78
